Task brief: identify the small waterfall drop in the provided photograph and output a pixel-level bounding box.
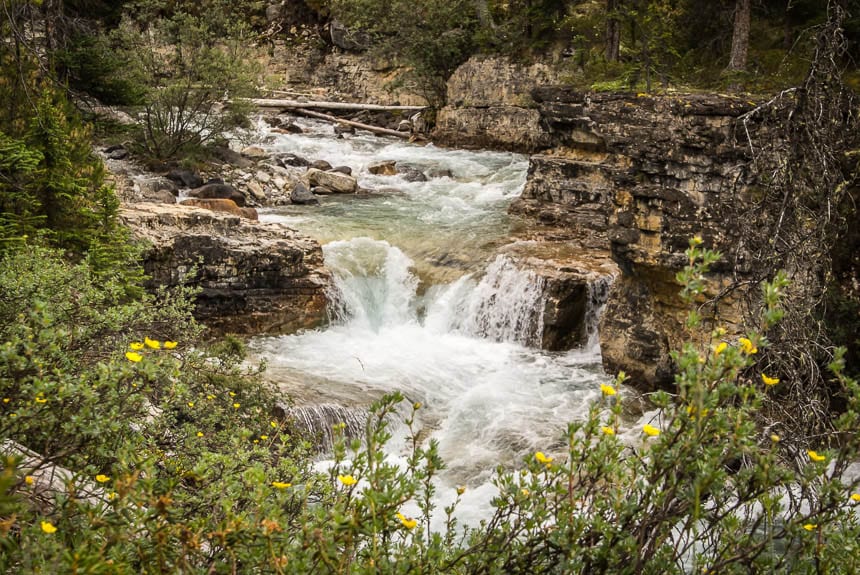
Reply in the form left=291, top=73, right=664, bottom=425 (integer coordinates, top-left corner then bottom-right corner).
left=584, top=274, right=615, bottom=349
left=285, top=404, right=369, bottom=451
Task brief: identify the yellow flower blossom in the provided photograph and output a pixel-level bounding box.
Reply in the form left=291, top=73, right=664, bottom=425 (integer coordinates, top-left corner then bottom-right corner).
left=850, top=493, right=860, bottom=502
left=521, top=488, right=530, bottom=496
left=396, top=512, right=417, bottom=529
left=129, top=342, right=144, bottom=351
left=144, top=337, right=161, bottom=350
left=24, top=475, right=34, bottom=485
left=229, top=392, right=236, bottom=397
left=338, top=474, right=357, bottom=486
left=413, top=402, right=422, bottom=410
left=599, top=383, right=617, bottom=397
left=125, top=352, right=143, bottom=363
left=95, top=474, right=110, bottom=483
left=40, top=521, right=57, bottom=534
left=2, top=398, right=9, bottom=403
left=803, top=524, right=817, bottom=531
left=34, top=395, right=47, bottom=404
left=770, top=434, right=780, bottom=443
left=643, top=424, right=661, bottom=437
left=761, top=374, right=779, bottom=386
left=270, top=421, right=278, bottom=428
left=738, top=337, right=757, bottom=355
left=260, top=435, right=269, bottom=440
left=196, top=432, right=204, bottom=437
left=187, top=402, right=194, bottom=408
left=691, top=236, right=703, bottom=246
left=163, top=341, right=178, bottom=349
left=714, top=342, right=728, bottom=356
left=233, top=403, right=240, bottom=409
left=271, top=481, right=291, bottom=489
left=807, top=450, right=826, bottom=463
left=601, top=426, right=616, bottom=436
left=207, top=395, right=215, bottom=400
left=535, top=452, right=553, bottom=464
left=457, top=486, right=466, bottom=495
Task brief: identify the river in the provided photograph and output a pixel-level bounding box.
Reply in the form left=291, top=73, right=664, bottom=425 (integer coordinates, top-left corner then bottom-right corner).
left=247, top=118, right=609, bottom=525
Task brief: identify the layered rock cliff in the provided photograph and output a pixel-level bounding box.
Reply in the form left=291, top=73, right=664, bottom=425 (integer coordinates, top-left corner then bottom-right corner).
left=121, top=203, right=332, bottom=335
left=513, top=89, right=762, bottom=389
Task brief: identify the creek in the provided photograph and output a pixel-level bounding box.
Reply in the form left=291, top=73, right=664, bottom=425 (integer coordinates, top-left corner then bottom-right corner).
left=248, top=118, right=610, bottom=525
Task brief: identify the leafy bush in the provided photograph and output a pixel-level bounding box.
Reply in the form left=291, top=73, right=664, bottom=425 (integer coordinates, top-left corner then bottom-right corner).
left=2, top=239, right=859, bottom=573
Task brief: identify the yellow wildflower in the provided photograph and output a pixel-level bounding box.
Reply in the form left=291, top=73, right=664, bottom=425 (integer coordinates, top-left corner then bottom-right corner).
left=40, top=521, right=57, bottom=534
left=535, top=452, right=553, bottom=464
left=144, top=337, right=161, bottom=350
left=34, top=395, right=47, bottom=404
left=2, top=398, right=9, bottom=403
left=187, top=402, right=194, bottom=408
left=129, top=342, right=144, bottom=351
left=338, top=474, right=357, bottom=486
left=125, top=352, right=143, bottom=363
left=521, top=488, right=530, bottom=496
left=163, top=341, right=178, bottom=349
left=196, top=432, right=204, bottom=437
left=396, top=512, right=417, bottom=529
left=691, top=236, right=703, bottom=246
left=24, top=475, right=34, bottom=485
left=643, top=424, right=661, bottom=437
left=207, top=394, right=215, bottom=400
left=599, top=383, right=617, bottom=397
left=271, top=481, right=291, bottom=489
left=761, top=374, right=779, bottom=386
left=714, top=342, right=728, bottom=356
left=413, top=402, right=422, bottom=410
left=260, top=435, right=269, bottom=440
left=770, top=434, right=780, bottom=443
left=803, top=524, right=817, bottom=531
left=738, top=337, right=757, bottom=355
left=807, top=450, right=826, bottom=463
left=601, top=426, right=616, bottom=436
left=457, top=486, right=466, bottom=495
left=233, top=403, right=240, bottom=409
left=270, top=421, right=278, bottom=428
left=850, top=493, right=860, bottom=502
left=95, top=474, right=110, bottom=483
left=229, top=392, right=236, bottom=397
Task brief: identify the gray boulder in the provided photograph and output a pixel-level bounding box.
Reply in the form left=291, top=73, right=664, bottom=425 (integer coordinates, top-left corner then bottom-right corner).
left=330, top=166, right=352, bottom=176
left=306, top=168, right=357, bottom=194
left=368, top=161, right=397, bottom=176
left=188, top=183, right=246, bottom=207
left=310, top=160, right=333, bottom=171
left=291, top=183, right=319, bottom=205
left=399, top=168, right=428, bottom=183
left=167, top=168, right=204, bottom=189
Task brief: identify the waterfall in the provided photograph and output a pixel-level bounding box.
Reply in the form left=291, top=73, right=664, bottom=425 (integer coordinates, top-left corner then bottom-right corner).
left=425, top=255, right=547, bottom=346
left=285, top=404, right=369, bottom=451
left=585, top=274, right=615, bottom=348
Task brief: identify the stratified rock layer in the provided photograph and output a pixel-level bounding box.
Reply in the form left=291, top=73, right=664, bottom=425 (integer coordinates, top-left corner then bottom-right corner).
left=514, top=89, right=762, bottom=389
left=121, top=203, right=331, bottom=335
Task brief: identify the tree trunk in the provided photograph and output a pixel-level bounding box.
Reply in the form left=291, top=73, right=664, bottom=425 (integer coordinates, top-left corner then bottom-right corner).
left=727, top=0, right=751, bottom=72
left=606, top=0, right=621, bottom=62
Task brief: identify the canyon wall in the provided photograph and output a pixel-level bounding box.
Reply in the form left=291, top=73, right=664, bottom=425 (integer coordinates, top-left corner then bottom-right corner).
left=514, top=88, right=762, bottom=389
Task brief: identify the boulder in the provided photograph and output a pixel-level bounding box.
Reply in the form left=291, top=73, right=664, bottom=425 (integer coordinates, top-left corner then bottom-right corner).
left=180, top=198, right=258, bottom=220
left=120, top=203, right=331, bottom=335
left=247, top=181, right=267, bottom=202
left=330, top=165, right=352, bottom=176
left=145, top=190, right=177, bottom=204
left=368, top=160, right=397, bottom=176
left=167, top=168, right=204, bottom=189
left=427, top=167, right=454, bottom=179
left=306, top=168, right=357, bottom=194
left=241, top=146, right=268, bottom=159
left=311, top=186, right=334, bottom=195
left=291, top=183, right=319, bottom=205
left=277, top=153, right=310, bottom=168
left=398, top=168, right=428, bottom=183
left=213, top=146, right=253, bottom=168
left=334, top=124, right=356, bottom=136
left=188, top=183, right=246, bottom=207
left=255, top=170, right=272, bottom=184
left=138, top=177, right=178, bottom=201
left=310, top=159, right=333, bottom=171
left=107, top=146, right=129, bottom=160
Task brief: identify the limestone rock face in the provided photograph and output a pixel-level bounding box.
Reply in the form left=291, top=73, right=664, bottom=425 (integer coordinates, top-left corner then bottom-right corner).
left=433, top=56, right=560, bottom=152
left=120, top=203, right=331, bottom=335
left=514, top=89, right=762, bottom=390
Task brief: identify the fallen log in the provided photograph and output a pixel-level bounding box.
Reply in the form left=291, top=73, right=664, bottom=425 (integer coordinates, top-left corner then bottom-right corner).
left=250, top=98, right=425, bottom=112
left=293, top=108, right=412, bottom=140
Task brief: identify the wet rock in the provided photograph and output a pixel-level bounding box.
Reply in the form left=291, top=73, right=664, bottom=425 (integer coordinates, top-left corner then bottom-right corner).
left=398, top=167, right=427, bottom=183
left=167, top=168, right=203, bottom=189
left=255, top=170, right=272, bottom=184
left=120, top=203, right=331, bottom=335
left=368, top=160, right=397, bottom=175
left=277, top=153, right=310, bottom=168
left=311, top=186, right=334, bottom=195
left=330, top=165, right=352, bottom=176
left=138, top=177, right=178, bottom=200
left=144, top=189, right=177, bottom=204
left=247, top=181, right=267, bottom=202
left=397, top=119, right=411, bottom=132
left=310, top=159, right=333, bottom=171
left=188, top=183, right=246, bottom=207
left=213, top=147, right=253, bottom=168
left=180, top=198, right=258, bottom=220
left=306, top=168, right=357, bottom=194
left=290, top=182, right=319, bottom=205
left=427, top=167, right=454, bottom=179
left=334, top=124, right=356, bottom=136
left=106, top=146, right=129, bottom=160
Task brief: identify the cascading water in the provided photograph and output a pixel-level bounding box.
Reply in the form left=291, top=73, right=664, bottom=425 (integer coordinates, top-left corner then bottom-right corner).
left=249, top=117, right=610, bottom=524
